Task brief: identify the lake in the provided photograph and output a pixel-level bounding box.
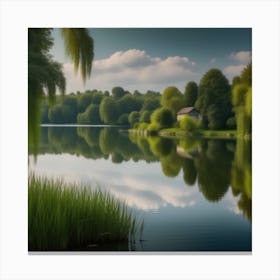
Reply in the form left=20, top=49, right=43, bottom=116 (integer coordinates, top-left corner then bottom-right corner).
left=29, top=126, right=252, bottom=252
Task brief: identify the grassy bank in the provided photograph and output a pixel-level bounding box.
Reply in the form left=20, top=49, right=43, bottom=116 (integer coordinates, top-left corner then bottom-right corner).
left=28, top=174, right=142, bottom=251
left=130, top=128, right=237, bottom=139
left=197, top=129, right=236, bottom=139
left=159, top=128, right=237, bottom=139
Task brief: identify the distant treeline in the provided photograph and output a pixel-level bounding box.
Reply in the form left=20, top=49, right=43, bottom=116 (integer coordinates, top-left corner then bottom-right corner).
left=41, top=87, right=161, bottom=126
left=41, top=64, right=251, bottom=135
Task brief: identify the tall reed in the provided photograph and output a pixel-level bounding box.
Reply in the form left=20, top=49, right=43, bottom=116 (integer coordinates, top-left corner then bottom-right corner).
left=28, top=174, right=142, bottom=251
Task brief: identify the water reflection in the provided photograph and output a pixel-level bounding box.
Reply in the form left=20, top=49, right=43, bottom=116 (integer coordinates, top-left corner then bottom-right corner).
left=29, top=126, right=251, bottom=222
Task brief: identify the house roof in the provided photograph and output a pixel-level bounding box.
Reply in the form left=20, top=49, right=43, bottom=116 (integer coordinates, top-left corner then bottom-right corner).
left=177, top=107, right=197, bottom=115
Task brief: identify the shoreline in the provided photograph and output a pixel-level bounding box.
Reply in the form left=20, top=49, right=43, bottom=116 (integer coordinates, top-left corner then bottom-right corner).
left=129, top=128, right=239, bottom=140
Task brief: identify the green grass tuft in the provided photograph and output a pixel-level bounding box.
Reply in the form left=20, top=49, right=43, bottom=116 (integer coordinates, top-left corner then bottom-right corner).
left=28, top=174, right=142, bottom=251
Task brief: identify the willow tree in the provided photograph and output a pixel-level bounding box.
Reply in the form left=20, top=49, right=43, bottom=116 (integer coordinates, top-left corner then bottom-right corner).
left=28, top=28, right=94, bottom=153
left=231, top=63, right=252, bottom=138
left=230, top=63, right=252, bottom=221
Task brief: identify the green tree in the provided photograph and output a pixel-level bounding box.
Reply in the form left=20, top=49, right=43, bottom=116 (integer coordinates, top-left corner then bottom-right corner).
left=48, top=105, right=63, bottom=123
left=77, top=92, right=93, bottom=112
left=92, top=92, right=104, bottom=105
left=195, top=69, right=231, bottom=129
left=28, top=28, right=94, bottom=152
left=179, top=115, right=200, bottom=132
left=139, top=110, right=151, bottom=123
left=61, top=95, right=78, bottom=123
left=240, top=62, right=252, bottom=86
left=231, top=63, right=252, bottom=137
left=77, top=104, right=101, bottom=124
left=118, top=113, right=129, bottom=125
left=117, top=94, right=142, bottom=114
left=112, top=86, right=126, bottom=99
left=184, top=81, right=198, bottom=107
left=142, top=98, right=160, bottom=111
left=99, top=97, right=119, bottom=124
left=232, top=76, right=241, bottom=87
left=161, top=86, right=184, bottom=115
left=128, top=111, right=140, bottom=127
left=150, top=107, right=174, bottom=129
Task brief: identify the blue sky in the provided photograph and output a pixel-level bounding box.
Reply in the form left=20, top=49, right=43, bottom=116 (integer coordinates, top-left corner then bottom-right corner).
left=51, top=28, right=251, bottom=94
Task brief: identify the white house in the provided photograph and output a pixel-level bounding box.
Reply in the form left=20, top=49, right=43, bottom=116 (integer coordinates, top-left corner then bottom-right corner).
left=176, top=107, right=200, bottom=121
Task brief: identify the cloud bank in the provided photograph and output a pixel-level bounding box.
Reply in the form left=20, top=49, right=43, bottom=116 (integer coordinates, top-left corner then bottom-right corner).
left=223, top=64, right=247, bottom=76
left=223, top=50, right=251, bottom=81
left=230, top=51, right=251, bottom=63
left=63, top=49, right=198, bottom=93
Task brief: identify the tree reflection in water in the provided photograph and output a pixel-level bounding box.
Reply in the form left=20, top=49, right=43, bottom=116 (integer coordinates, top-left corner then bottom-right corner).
left=30, top=126, right=251, bottom=221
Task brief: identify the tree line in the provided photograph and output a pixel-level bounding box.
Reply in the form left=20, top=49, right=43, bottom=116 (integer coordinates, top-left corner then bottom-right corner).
left=41, top=87, right=161, bottom=126
left=40, top=63, right=252, bottom=138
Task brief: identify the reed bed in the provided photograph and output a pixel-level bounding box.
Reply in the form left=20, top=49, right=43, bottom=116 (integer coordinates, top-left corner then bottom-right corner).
left=28, top=174, right=142, bottom=251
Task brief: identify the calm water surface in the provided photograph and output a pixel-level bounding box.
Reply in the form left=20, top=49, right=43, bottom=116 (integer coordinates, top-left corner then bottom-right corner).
left=29, top=126, right=252, bottom=252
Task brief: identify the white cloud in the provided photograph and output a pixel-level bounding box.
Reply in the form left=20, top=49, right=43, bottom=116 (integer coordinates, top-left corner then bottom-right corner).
left=224, top=51, right=251, bottom=81
left=94, top=49, right=160, bottom=72
left=63, top=49, right=198, bottom=93
left=230, top=51, right=251, bottom=63
left=223, top=64, right=246, bottom=78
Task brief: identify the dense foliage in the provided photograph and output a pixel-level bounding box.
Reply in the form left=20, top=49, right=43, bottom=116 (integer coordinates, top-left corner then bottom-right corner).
left=41, top=89, right=161, bottom=126
left=161, top=86, right=184, bottom=115
left=231, top=63, right=252, bottom=138
left=179, top=115, right=200, bottom=132
left=29, top=28, right=94, bottom=153
left=184, top=81, right=198, bottom=107
left=39, top=65, right=251, bottom=139
left=195, top=69, right=232, bottom=130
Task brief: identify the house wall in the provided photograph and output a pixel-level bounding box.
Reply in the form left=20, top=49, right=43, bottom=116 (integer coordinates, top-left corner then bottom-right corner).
left=177, top=110, right=200, bottom=121
left=177, top=114, right=185, bottom=121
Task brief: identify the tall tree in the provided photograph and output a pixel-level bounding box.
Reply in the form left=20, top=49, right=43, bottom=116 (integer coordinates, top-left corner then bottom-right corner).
left=112, top=86, right=126, bottom=99
left=161, top=86, right=184, bottom=115
left=184, top=81, right=198, bottom=107
left=231, top=63, right=252, bottom=137
left=99, top=97, right=119, bottom=124
left=195, top=69, right=231, bottom=129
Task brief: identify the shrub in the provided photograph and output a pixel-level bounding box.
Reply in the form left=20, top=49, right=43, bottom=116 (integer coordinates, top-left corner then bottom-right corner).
left=118, top=113, right=129, bottom=125
left=147, top=122, right=161, bottom=132
left=128, top=111, right=140, bottom=127
left=179, top=115, right=199, bottom=132
left=138, top=122, right=149, bottom=130
left=150, top=107, right=174, bottom=128
left=139, top=110, right=151, bottom=123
